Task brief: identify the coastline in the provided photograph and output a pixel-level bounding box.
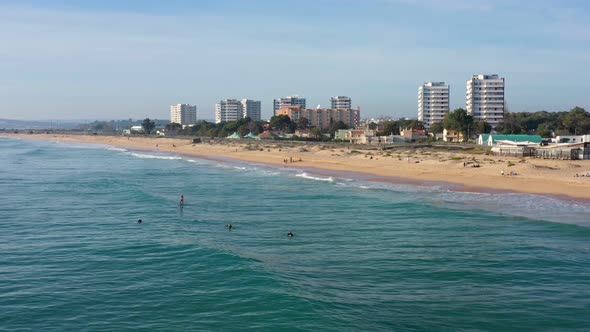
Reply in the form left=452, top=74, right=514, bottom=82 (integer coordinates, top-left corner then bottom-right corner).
left=5, top=133, right=590, bottom=201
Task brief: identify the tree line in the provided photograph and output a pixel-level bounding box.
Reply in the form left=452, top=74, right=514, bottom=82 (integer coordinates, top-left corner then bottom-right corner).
left=425, top=106, right=589, bottom=139
left=83, top=106, right=590, bottom=140
left=495, top=106, right=589, bottom=136
left=174, top=115, right=350, bottom=140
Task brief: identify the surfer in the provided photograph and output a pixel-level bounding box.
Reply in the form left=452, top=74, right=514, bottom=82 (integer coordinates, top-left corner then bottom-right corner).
left=287, top=231, right=294, bottom=237
left=179, top=195, right=184, bottom=207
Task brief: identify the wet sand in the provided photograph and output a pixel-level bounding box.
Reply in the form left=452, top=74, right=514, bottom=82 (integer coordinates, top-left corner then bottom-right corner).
left=6, top=133, right=590, bottom=201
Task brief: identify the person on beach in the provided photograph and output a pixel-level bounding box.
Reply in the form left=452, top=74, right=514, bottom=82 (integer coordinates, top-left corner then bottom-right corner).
left=179, top=195, right=184, bottom=207
left=501, top=169, right=505, bottom=176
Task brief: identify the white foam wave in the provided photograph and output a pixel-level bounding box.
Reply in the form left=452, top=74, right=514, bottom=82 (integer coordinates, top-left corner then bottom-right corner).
left=296, top=172, right=334, bottom=182
left=295, top=174, right=590, bottom=225
left=107, top=147, right=128, bottom=152
left=126, top=152, right=182, bottom=160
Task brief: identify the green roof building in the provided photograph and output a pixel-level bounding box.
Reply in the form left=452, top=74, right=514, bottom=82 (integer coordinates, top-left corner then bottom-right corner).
left=478, top=134, right=542, bottom=146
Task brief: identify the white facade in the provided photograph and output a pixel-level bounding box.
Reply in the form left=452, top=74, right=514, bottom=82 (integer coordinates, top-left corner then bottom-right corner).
left=418, top=82, right=449, bottom=129
left=170, top=104, right=197, bottom=125
left=330, top=96, right=352, bottom=109
left=466, top=74, right=505, bottom=128
left=553, top=135, right=590, bottom=144
left=215, top=99, right=243, bottom=124
left=241, top=99, right=261, bottom=121
left=273, top=96, right=306, bottom=116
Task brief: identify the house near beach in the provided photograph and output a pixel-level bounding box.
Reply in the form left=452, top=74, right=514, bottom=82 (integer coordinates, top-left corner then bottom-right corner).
left=491, top=141, right=537, bottom=157
left=478, top=134, right=542, bottom=146
left=551, top=135, right=590, bottom=144
left=129, top=126, right=144, bottom=134
left=258, top=130, right=274, bottom=139
left=400, top=128, right=427, bottom=141
left=294, top=129, right=311, bottom=138
left=534, top=143, right=586, bottom=160
left=485, top=134, right=590, bottom=159
left=442, top=129, right=465, bottom=143
left=334, top=129, right=409, bottom=144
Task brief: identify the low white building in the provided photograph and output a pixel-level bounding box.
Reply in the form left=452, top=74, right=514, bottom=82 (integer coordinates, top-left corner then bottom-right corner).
left=478, top=134, right=542, bottom=146
left=335, top=129, right=409, bottom=144
left=443, top=129, right=464, bottom=142
left=130, top=125, right=144, bottom=134
left=552, top=135, right=590, bottom=144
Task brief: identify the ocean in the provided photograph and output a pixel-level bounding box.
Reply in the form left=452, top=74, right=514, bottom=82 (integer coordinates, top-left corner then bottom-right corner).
left=1, top=137, right=590, bottom=331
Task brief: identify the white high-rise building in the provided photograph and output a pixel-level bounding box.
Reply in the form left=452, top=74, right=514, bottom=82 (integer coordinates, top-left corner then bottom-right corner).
left=241, top=99, right=261, bottom=121
left=466, top=74, right=505, bottom=127
left=418, top=82, right=449, bottom=129
left=170, top=104, right=197, bottom=125
left=330, top=96, right=352, bottom=109
left=215, top=99, right=242, bottom=124
left=273, top=96, right=306, bottom=116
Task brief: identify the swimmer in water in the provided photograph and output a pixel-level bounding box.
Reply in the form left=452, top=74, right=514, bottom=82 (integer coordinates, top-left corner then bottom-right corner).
left=227, top=224, right=233, bottom=231
left=287, top=231, right=294, bottom=237
left=179, top=195, right=184, bottom=207
left=138, top=219, right=143, bottom=224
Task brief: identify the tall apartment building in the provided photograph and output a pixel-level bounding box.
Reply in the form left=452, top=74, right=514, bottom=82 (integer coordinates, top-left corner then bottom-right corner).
left=466, top=74, right=505, bottom=127
left=215, top=99, right=242, bottom=124
left=330, top=96, right=352, bottom=109
left=276, top=106, right=360, bottom=129
left=273, top=96, right=306, bottom=116
left=170, top=104, right=197, bottom=125
left=418, top=82, right=449, bottom=129
left=241, top=99, right=261, bottom=121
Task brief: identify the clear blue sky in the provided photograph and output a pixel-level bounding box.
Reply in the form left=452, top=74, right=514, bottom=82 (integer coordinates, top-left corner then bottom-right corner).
left=1, top=0, right=589, bottom=120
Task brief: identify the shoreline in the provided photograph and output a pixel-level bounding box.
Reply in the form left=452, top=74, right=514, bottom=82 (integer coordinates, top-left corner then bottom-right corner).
left=4, top=133, right=590, bottom=202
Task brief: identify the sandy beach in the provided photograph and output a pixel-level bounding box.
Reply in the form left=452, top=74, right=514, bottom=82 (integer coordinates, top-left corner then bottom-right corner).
left=6, top=133, right=590, bottom=201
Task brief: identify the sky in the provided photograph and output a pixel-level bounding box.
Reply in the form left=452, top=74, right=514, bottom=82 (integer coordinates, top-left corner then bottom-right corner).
left=1, top=0, right=590, bottom=121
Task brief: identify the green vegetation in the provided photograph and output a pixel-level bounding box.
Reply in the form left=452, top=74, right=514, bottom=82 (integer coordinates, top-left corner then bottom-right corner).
left=443, top=108, right=474, bottom=139
left=380, top=119, right=424, bottom=135
left=141, top=118, right=155, bottom=135
left=496, top=106, right=590, bottom=136
left=429, top=122, right=444, bottom=134
left=80, top=119, right=168, bottom=133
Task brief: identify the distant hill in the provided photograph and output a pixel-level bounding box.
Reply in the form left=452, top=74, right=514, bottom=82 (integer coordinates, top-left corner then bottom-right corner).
left=0, top=119, right=82, bottom=130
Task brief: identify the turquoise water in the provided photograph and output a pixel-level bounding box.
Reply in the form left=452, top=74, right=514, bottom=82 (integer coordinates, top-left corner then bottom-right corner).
left=1, top=137, right=590, bottom=331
